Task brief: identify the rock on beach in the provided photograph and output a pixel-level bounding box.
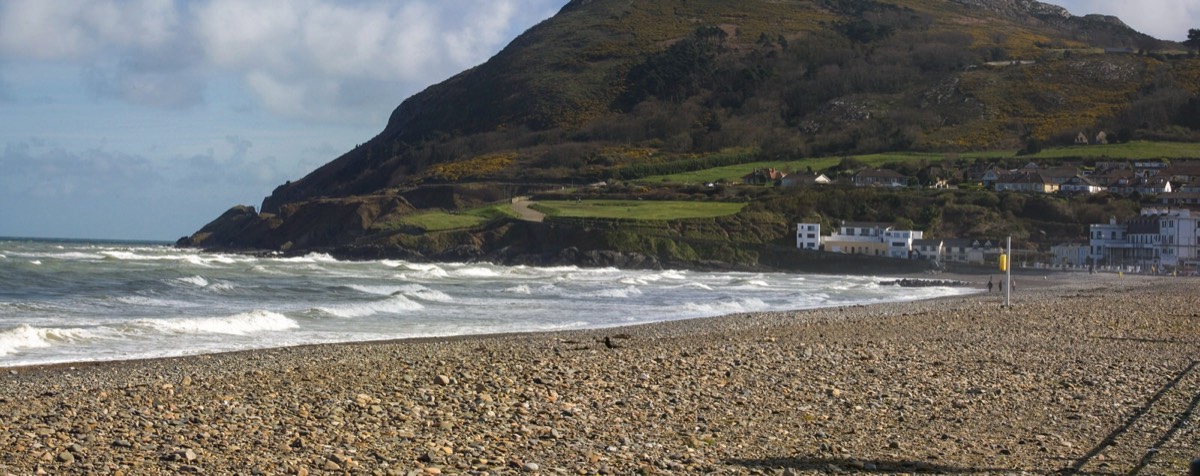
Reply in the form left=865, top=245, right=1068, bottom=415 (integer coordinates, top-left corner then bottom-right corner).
left=1, top=275, right=1198, bottom=475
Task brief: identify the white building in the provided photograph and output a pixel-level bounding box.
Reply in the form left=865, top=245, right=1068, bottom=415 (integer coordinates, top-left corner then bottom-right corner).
left=1155, top=209, right=1199, bottom=268
left=882, top=229, right=924, bottom=259
left=1051, top=243, right=1090, bottom=267
left=808, top=222, right=924, bottom=258
left=1089, top=209, right=1200, bottom=271
left=795, top=223, right=821, bottom=250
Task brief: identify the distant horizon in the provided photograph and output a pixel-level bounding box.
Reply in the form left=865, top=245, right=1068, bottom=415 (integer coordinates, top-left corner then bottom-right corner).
left=0, top=235, right=176, bottom=245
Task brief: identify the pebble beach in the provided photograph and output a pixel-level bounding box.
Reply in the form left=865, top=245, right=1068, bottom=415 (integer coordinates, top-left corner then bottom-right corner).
left=2, top=274, right=1198, bottom=475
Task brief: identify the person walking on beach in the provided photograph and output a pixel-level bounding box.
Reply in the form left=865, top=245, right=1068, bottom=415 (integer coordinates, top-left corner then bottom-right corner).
left=987, top=277, right=993, bottom=293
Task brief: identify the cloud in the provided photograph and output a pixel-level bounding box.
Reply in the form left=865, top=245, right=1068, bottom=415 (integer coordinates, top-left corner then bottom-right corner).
left=0, top=73, right=12, bottom=103
left=0, top=0, right=564, bottom=122
left=193, top=0, right=550, bottom=123
left=0, top=140, right=164, bottom=199
left=0, top=0, right=181, bottom=60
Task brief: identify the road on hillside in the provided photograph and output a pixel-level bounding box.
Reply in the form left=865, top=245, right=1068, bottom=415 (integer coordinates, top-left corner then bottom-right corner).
left=510, top=197, right=545, bottom=222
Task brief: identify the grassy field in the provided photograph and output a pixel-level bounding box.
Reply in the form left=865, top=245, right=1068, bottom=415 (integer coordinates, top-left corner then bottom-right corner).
left=384, top=205, right=518, bottom=232
left=533, top=200, right=746, bottom=220
left=641, top=141, right=1200, bottom=184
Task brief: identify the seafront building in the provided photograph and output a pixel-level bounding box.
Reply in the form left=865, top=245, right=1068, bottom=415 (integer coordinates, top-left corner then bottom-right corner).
left=796, top=222, right=1001, bottom=264
left=1088, top=208, right=1199, bottom=272
left=795, top=207, right=1199, bottom=272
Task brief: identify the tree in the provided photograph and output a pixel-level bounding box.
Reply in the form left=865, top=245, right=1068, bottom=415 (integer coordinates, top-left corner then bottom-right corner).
left=1187, top=29, right=1200, bottom=53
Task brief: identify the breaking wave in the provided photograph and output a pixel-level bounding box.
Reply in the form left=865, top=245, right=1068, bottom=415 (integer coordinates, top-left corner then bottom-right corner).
left=0, top=325, right=95, bottom=356
left=130, top=311, right=298, bottom=335
left=316, top=295, right=424, bottom=319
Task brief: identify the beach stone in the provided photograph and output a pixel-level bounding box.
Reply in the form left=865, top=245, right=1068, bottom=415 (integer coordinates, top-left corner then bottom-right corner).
left=434, top=375, right=451, bottom=386
left=0, top=276, right=1195, bottom=476
left=57, top=451, right=74, bottom=464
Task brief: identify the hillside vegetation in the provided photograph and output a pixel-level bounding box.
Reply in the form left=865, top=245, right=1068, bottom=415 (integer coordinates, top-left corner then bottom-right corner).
left=182, top=0, right=1200, bottom=268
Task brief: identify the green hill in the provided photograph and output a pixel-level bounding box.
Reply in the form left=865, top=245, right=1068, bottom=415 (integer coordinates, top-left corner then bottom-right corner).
left=182, top=0, right=1200, bottom=267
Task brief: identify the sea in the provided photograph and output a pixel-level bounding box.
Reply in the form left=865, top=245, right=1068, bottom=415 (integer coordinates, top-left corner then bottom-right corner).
left=0, top=238, right=977, bottom=367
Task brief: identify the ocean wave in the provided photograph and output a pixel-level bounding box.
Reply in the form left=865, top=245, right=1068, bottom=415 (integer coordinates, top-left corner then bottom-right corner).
left=346, top=284, right=404, bottom=296
left=175, top=276, right=210, bottom=287
left=671, top=282, right=715, bottom=291
left=346, top=284, right=454, bottom=303
left=116, top=296, right=197, bottom=308
left=315, top=295, right=424, bottom=319
left=209, top=282, right=237, bottom=292
left=180, top=255, right=216, bottom=267
left=29, top=260, right=41, bottom=265
left=503, top=285, right=533, bottom=295
left=452, top=267, right=500, bottom=278
left=402, top=263, right=449, bottom=278
left=130, top=310, right=299, bottom=335
left=581, top=286, right=644, bottom=299
left=402, top=288, right=453, bottom=303
left=8, top=251, right=104, bottom=261
left=277, top=253, right=338, bottom=264
left=682, top=297, right=769, bottom=316
left=0, top=324, right=95, bottom=356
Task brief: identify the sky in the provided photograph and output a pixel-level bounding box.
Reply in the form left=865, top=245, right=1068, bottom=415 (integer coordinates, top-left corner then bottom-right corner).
left=0, top=0, right=1196, bottom=241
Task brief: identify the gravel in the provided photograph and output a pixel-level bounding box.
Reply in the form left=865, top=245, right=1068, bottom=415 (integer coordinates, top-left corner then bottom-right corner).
left=1, top=274, right=1198, bottom=475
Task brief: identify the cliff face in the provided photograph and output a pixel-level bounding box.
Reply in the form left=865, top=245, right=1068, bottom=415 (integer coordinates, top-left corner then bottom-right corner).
left=183, top=0, right=1197, bottom=261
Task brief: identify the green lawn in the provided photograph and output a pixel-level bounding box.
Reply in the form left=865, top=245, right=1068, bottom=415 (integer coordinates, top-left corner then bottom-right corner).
left=641, top=141, right=1200, bottom=184
left=641, top=157, right=849, bottom=184
left=533, top=200, right=746, bottom=220
left=383, top=204, right=518, bottom=232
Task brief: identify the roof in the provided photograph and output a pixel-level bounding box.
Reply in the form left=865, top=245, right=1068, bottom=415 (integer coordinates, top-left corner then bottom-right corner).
left=1041, top=166, right=1080, bottom=178
left=855, top=168, right=905, bottom=179
left=840, top=221, right=895, bottom=229
left=1062, top=176, right=1102, bottom=187
left=942, top=238, right=999, bottom=248
left=781, top=173, right=830, bottom=185
left=999, top=171, right=1050, bottom=184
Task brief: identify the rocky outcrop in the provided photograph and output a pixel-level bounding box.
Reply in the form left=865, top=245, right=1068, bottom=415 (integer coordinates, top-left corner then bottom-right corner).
left=180, top=194, right=415, bottom=251
left=950, top=0, right=1069, bottom=20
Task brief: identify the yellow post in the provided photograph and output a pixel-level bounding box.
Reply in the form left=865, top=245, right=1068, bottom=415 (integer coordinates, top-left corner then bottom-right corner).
left=999, top=254, right=1008, bottom=272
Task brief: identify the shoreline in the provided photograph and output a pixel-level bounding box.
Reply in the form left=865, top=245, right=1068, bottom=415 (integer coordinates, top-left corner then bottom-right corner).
left=2, top=270, right=995, bottom=372
left=3, top=274, right=1198, bottom=474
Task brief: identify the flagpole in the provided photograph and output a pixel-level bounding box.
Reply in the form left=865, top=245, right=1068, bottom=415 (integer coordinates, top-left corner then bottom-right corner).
left=1006, top=236, right=1012, bottom=307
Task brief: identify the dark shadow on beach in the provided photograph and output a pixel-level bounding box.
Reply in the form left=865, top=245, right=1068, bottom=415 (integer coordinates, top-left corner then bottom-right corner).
left=725, top=457, right=1126, bottom=475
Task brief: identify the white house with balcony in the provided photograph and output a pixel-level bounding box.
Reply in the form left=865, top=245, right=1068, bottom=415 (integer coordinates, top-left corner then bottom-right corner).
left=1089, top=209, right=1200, bottom=270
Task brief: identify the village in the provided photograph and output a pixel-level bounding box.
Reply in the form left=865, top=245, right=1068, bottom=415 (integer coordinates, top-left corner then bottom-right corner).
left=761, top=147, right=1200, bottom=275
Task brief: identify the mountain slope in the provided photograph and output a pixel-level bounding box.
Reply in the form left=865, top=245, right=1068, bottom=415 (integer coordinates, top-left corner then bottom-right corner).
left=184, top=0, right=1200, bottom=258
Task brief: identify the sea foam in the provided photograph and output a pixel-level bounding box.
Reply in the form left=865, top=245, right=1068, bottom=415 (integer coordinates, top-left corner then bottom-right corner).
left=132, top=310, right=298, bottom=335
left=316, top=295, right=424, bottom=318
left=0, top=324, right=93, bottom=356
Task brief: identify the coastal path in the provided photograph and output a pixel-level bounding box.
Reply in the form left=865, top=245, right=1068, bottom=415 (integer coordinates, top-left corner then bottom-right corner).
left=510, top=196, right=545, bottom=222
